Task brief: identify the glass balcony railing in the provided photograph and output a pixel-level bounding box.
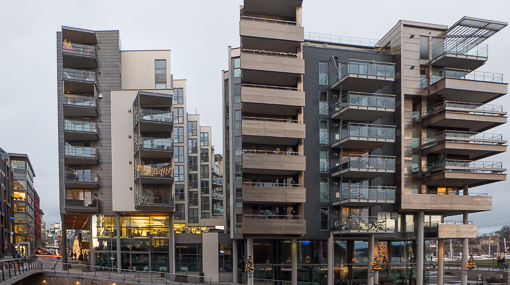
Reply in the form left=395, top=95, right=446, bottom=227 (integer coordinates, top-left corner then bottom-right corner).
left=65, top=171, right=100, bottom=184
left=136, top=109, right=172, bottom=123
left=431, top=68, right=503, bottom=85
left=135, top=191, right=173, bottom=208
left=332, top=155, right=396, bottom=173
left=331, top=92, right=395, bottom=114
left=426, top=101, right=504, bottom=117
left=331, top=123, right=395, bottom=144
left=241, top=48, right=299, bottom=58
left=431, top=41, right=488, bottom=60
left=242, top=149, right=303, bottom=156
left=243, top=182, right=301, bottom=188
left=333, top=186, right=396, bottom=203
left=241, top=16, right=299, bottom=26
left=305, top=32, right=379, bottom=47
left=136, top=164, right=173, bottom=179
left=64, top=120, right=98, bottom=133
left=63, top=94, right=97, bottom=108
left=212, top=165, right=220, bottom=176
left=330, top=60, right=395, bottom=84
left=423, top=131, right=504, bottom=149
left=242, top=116, right=301, bottom=124
left=212, top=178, right=223, bottom=185
left=63, top=43, right=97, bottom=57
left=330, top=216, right=396, bottom=232
left=136, top=137, right=173, bottom=151
left=65, top=197, right=99, bottom=210
left=65, top=144, right=99, bottom=159
left=426, top=160, right=504, bottom=174
left=63, top=68, right=97, bottom=83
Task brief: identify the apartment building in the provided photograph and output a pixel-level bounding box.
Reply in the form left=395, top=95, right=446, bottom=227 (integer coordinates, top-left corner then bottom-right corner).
left=223, top=1, right=507, bottom=285
left=0, top=148, right=14, bottom=258
left=57, top=27, right=226, bottom=279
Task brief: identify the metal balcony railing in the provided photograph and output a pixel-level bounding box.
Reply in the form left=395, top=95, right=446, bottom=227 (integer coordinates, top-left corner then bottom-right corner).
left=331, top=123, right=395, bottom=144
left=62, top=68, right=96, bottom=83
left=431, top=41, right=488, bottom=60
left=305, top=32, right=378, bottom=47
left=136, top=109, right=173, bottom=123
left=426, top=101, right=504, bottom=117
left=65, top=144, right=99, bottom=159
left=332, top=155, right=396, bottom=173
left=136, top=137, right=173, bottom=151
left=331, top=92, right=395, bottom=114
left=242, top=116, right=301, bottom=124
left=333, top=186, right=396, bottom=203
left=63, top=94, right=97, bottom=108
left=426, top=159, right=504, bottom=174
left=330, top=216, right=396, bottom=232
left=64, top=120, right=98, bottom=133
left=330, top=60, right=395, bottom=84
left=63, top=42, right=97, bottom=57
left=65, top=198, right=99, bottom=210
left=65, top=171, right=100, bottom=184
left=241, top=16, right=299, bottom=26
left=241, top=49, right=299, bottom=58
left=423, top=131, right=504, bottom=148
left=243, top=182, right=301, bottom=188
left=431, top=68, right=503, bottom=85
left=135, top=192, right=173, bottom=208
left=136, top=164, right=173, bottom=178
left=244, top=214, right=302, bottom=220
left=242, top=149, right=303, bottom=156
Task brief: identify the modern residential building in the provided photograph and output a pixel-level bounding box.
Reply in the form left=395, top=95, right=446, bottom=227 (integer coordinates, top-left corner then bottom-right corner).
left=57, top=27, right=226, bottom=280
left=223, top=1, right=507, bottom=285
left=0, top=147, right=14, bottom=258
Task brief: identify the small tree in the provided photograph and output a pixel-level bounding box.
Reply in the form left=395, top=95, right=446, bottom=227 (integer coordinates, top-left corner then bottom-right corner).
left=467, top=255, right=476, bottom=270
left=372, top=256, right=383, bottom=271
left=245, top=256, right=254, bottom=272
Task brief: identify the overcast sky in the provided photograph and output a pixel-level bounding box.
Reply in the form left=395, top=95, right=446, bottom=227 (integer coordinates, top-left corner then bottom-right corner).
left=0, top=0, right=509, bottom=234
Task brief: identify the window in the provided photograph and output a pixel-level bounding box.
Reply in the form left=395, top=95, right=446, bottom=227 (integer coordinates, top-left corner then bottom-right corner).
left=420, top=37, right=429, bottom=60
left=188, top=208, right=199, bottom=223
left=189, top=174, right=198, bottom=189
left=200, top=132, right=209, bottom=146
left=320, top=150, right=328, bottom=173
left=219, top=244, right=233, bottom=272
left=224, top=79, right=229, bottom=106
left=319, top=62, right=328, bottom=85
left=320, top=208, right=329, bottom=231
left=174, top=146, right=184, bottom=163
left=188, top=156, right=198, bottom=171
left=174, top=166, right=184, bottom=182
left=233, top=58, right=240, bottom=77
left=155, top=60, right=167, bottom=89
left=175, top=204, right=185, bottom=220
left=319, top=121, right=328, bottom=144
left=174, top=127, right=184, bottom=144
left=155, top=60, right=166, bottom=74
left=175, top=243, right=202, bottom=271
left=319, top=91, right=328, bottom=115
left=188, top=121, right=197, bottom=136
left=200, top=148, right=209, bottom=163
left=189, top=192, right=198, bottom=206
left=201, top=165, right=209, bottom=179
left=412, top=155, right=419, bottom=174
left=320, top=179, right=329, bottom=202
left=188, top=139, right=197, bottom=154
left=234, top=111, right=241, bottom=130
left=174, top=88, right=184, bottom=105
left=175, top=184, right=185, bottom=201
left=234, top=84, right=241, bottom=104
left=201, top=181, right=209, bottom=194
left=173, top=107, right=184, bottom=124
left=201, top=197, right=210, bottom=210
left=155, top=83, right=166, bottom=89
left=412, top=183, right=419, bottom=194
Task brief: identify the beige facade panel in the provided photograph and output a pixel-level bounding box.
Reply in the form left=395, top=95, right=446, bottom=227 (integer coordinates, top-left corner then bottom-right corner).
left=240, top=19, right=304, bottom=42
left=243, top=185, right=306, bottom=203
left=240, top=53, right=305, bottom=74
left=423, top=142, right=506, bottom=160
left=241, top=120, right=305, bottom=139
left=423, top=172, right=506, bottom=187
left=431, top=55, right=487, bottom=70
left=430, top=79, right=507, bottom=103
left=242, top=153, right=306, bottom=174
left=423, top=112, right=507, bottom=132
left=121, top=50, right=171, bottom=90
left=437, top=224, right=477, bottom=239
left=241, top=86, right=305, bottom=107
left=400, top=194, right=492, bottom=212
left=243, top=219, right=306, bottom=235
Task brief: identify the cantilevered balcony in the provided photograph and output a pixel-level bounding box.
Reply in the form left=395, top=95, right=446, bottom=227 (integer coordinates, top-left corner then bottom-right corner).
left=242, top=149, right=306, bottom=175
left=135, top=164, right=174, bottom=184
left=332, top=185, right=396, bottom=206
left=422, top=101, right=507, bottom=132
left=62, top=42, right=98, bottom=69
left=428, top=68, right=507, bottom=103
left=242, top=117, right=305, bottom=145
left=331, top=92, right=395, bottom=121
left=63, top=120, right=99, bottom=141
left=331, top=123, right=395, bottom=150
left=331, top=155, right=396, bottom=179
left=135, top=190, right=174, bottom=211
left=242, top=215, right=306, bottom=235
left=242, top=182, right=306, bottom=203
left=423, top=160, right=506, bottom=187
left=134, top=108, right=173, bottom=132
left=64, top=144, right=99, bottom=166
left=64, top=197, right=99, bottom=213
left=64, top=171, right=100, bottom=189
left=430, top=41, right=488, bottom=70
left=240, top=49, right=304, bottom=87
left=331, top=216, right=396, bottom=235
left=400, top=193, right=492, bottom=215
left=63, top=68, right=97, bottom=94
left=212, top=177, right=223, bottom=186
left=63, top=94, right=98, bottom=117
left=135, top=137, right=173, bottom=158
left=330, top=60, right=395, bottom=92
left=240, top=16, right=303, bottom=52
left=241, top=84, right=305, bottom=116
left=423, top=131, right=506, bottom=160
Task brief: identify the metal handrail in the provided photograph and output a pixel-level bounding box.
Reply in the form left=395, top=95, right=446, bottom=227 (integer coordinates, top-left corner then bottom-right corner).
left=305, top=32, right=378, bottom=47
left=136, top=137, right=173, bottom=151
left=62, top=42, right=96, bottom=57
left=423, top=131, right=505, bottom=148
left=332, top=155, right=396, bottom=172
left=64, top=171, right=100, bottom=184
left=241, top=16, right=299, bottom=26
left=64, top=144, right=99, bottom=159
left=334, top=186, right=396, bottom=202
left=62, top=68, right=96, bottom=83
left=426, top=160, right=504, bottom=172
left=426, top=101, right=504, bottom=116
left=331, top=123, right=396, bottom=143
left=431, top=40, right=488, bottom=60
left=243, top=182, right=302, bottom=188
left=242, top=149, right=302, bottom=156
left=63, top=94, right=97, bottom=107
left=242, top=116, right=301, bottom=124
left=431, top=67, right=504, bottom=84
left=64, top=120, right=98, bottom=133
left=331, top=92, right=395, bottom=114
left=330, top=60, right=395, bottom=85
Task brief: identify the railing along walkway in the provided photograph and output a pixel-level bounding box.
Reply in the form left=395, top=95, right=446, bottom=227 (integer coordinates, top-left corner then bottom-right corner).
left=0, top=258, right=43, bottom=284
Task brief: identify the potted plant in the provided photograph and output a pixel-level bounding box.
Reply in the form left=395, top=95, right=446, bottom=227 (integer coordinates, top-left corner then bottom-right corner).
left=160, top=268, right=166, bottom=278
left=238, top=272, right=244, bottom=284
left=199, top=272, right=205, bottom=283
left=176, top=273, right=188, bottom=283
left=486, top=277, right=501, bottom=283
left=380, top=278, right=393, bottom=285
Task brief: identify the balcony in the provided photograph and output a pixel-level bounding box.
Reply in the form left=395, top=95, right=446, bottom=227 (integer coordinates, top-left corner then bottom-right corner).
left=331, top=216, right=396, bottom=235
left=241, top=84, right=305, bottom=116
left=330, top=60, right=395, bottom=92
left=63, top=68, right=97, bottom=94
left=242, top=182, right=306, bottom=203
left=212, top=165, right=220, bottom=176
left=212, top=177, right=223, bottom=186
left=134, top=108, right=173, bottom=132
left=135, top=137, right=173, bottom=158
left=62, top=42, right=98, bottom=69
left=332, top=186, right=396, bottom=206
left=63, top=94, right=98, bottom=117
left=64, top=171, right=100, bottom=189
left=400, top=193, right=491, bottom=215
left=428, top=68, right=507, bottom=103
left=242, top=150, right=306, bottom=175
left=331, top=123, right=395, bottom=150
left=423, top=160, right=506, bottom=187
left=422, top=101, right=507, bottom=132
left=437, top=222, right=477, bottom=239
left=423, top=131, right=506, bottom=160
left=64, top=198, right=99, bottom=213
left=332, top=155, right=396, bottom=179
left=64, top=144, right=99, bottom=166
left=240, top=49, right=304, bottom=87
left=242, top=215, right=306, bottom=235
left=135, top=164, right=174, bottom=184
left=331, top=92, right=395, bottom=121
left=63, top=120, right=99, bottom=141
left=240, top=16, right=303, bottom=51
left=430, top=41, right=488, bottom=70
left=242, top=117, right=305, bottom=145
left=135, top=191, right=174, bottom=211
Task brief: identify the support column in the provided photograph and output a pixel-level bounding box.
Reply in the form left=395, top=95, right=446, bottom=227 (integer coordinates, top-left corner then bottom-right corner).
left=368, top=235, right=375, bottom=285
left=61, top=214, right=67, bottom=269
left=292, top=238, right=297, bottom=285
left=417, top=211, right=424, bottom=285
left=328, top=232, right=334, bottom=285
left=169, top=214, right=175, bottom=274
left=90, top=215, right=95, bottom=269
left=116, top=213, right=121, bottom=273
left=374, top=238, right=379, bottom=285
left=461, top=211, right=469, bottom=285
left=233, top=240, right=238, bottom=283
left=438, top=239, right=444, bottom=285
left=247, top=237, right=253, bottom=285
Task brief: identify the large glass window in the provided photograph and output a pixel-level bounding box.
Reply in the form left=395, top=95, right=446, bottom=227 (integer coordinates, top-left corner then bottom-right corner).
left=11, top=160, right=26, bottom=169
left=234, top=111, right=241, bottom=130
left=219, top=244, right=233, bottom=272
left=320, top=208, right=329, bottom=231
left=188, top=156, right=198, bottom=172
left=319, top=121, right=328, bottom=144
left=232, top=58, right=241, bottom=78
left=234, top=84, right=241, bottom=104
left=201, top=197, right=210, bottom=210
left=174, top=166, right=184, bottom=182
left=320, top=179, right=329, bottom=202
left=320, top=150, right=328, bottom=173
left=201, top=181, right=209, bottom=194
left=200, top=132, right=209, bottom=146
left=188, top=208, right=199, bottom=223
left=319, top=91, right=328, bottom=115
left=201, top=165, right=209, bottom=179
left=174, top=146, right=184, bottom=163
left=155, top=60, right=166, bottom=74
left=174, top=88, right=184, bottom=105
left=200, top=149, right=209, bottom=163
left=174, top=127, right=184, bottom=144
left=189, top=174, right=198, bottom=189
left=420, top=37, right=429, bottom=60
left=173, top=108, right=184, bottom=124
left=175, top=184, right=185, bottom=201
left=319, top=62, right=328, bottom=85
left=175, top=204, right=185, bottom=220
left=188, top=121, right=197, bottom=136
left=175, top=243, right=202, bottom=271
left=188, top=139, right=197, bottom=154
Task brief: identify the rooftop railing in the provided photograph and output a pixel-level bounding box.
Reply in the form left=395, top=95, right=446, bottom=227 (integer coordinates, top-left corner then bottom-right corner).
left=241, top=16, right=299, bottom=26
left=331, top=92, right=395, bottom=114
left=63, top=94, right=97, bottom=108
left=331, top=123, right=395, bottom=144
left=330, top=60, right=395, bottom=85
left=63, top=42, right=96, bottom=57
left=431, top=41, right=488, bottom=60
left=243, top=182, right=302, bottom=188
left=242, top=149, right=303, bottom=156
left=64, top=120, right=98, bottom=133
left=305, top=32, right=378, bottom=47
left=62, top=68, right=96, bottom=83
left=426, top=101, right=504, bottom=117
left=332, top=155, right=396, bottom=173
left=426, top=159, right=504, bottom=174
left=431, top=68, right=503, bottom=85
left=423, top=131, right=504, bottom=148
left=64, top=144, right=99, bottom=159
left=333, top=186, right=396, bottom=203
left=136, top=137, right=173, bottom=151
left=331, top=216, right=396, bottom=232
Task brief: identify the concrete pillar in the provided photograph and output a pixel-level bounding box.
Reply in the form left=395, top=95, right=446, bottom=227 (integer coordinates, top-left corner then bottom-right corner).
left=438, top=239, right=444, bottom=285
left=116, top=213, right=121, bottom=273
left=61, top=214, right=67, bottom=268
left=233, top=240, right=238, bottom=283
left=417, top=211, right=424, bottom=285
left=374, top=239, right=379, bottom=284
left=328, top=232, right=334, bottom=285
left=247, top=237, right=253, bottom=285
left=368, top=235, right=375, bottom=285
left=169, top=214, right=175, bottom=274
left=203, top=233, right=219, bottom=282
left=90, top=215, right=95, bottom=269
left=292, top=238, right=298, bottom=285
left=461, top=211, right=469, bottom=285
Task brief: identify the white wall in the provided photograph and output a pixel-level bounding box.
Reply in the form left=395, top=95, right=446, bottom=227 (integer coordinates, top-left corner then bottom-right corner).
left=202, top=232, right=219, bottom=282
